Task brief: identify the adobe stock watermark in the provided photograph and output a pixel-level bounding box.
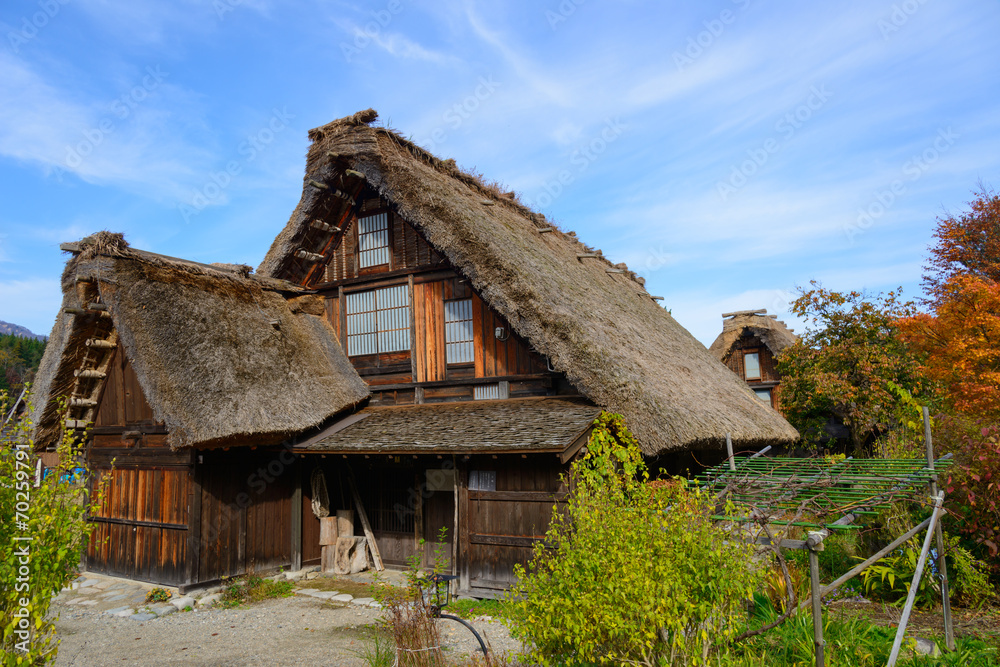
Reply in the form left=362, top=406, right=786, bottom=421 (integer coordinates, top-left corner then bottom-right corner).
left=179, top=107, right=294, bottom=223
left=421, top=76, right=501, bottom=153
left=877, top=0, right=930, bottom=40
left=716, top=84, right=832, bottom=202
left=7, top=0, right=70, bottom=54
left=844, top=127, right=958, bottom=244
left=544, top=0, right=587, bottom=30
left=61, top=66, right=168, bottom=173
left=672, top=0, right=752, bottom=71
left=525, top=117, right=627, bottom=209
left=340, top=0, right=404, bottom=62
left=213, top=0, right=248, bottom=20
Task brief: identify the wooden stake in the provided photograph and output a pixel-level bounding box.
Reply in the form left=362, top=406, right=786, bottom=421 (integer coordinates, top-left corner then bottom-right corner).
left=726, top=433, right=736, bottom=471
left=888, top=493, right=945, bottom=667
left=924, top=406, right=955, bottom=651
left=346, top=471, right=384, bottom=571
left=808, top=539, right=826, bottom=667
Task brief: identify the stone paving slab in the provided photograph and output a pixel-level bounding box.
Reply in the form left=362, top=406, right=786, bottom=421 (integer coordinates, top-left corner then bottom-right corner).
left=330, top=593, right=354, bottom=603
left=129, top=613, right=156, bottom=622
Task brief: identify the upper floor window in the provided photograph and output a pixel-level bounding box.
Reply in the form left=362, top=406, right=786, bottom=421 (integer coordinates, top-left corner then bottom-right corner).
left=744, top=351, right=761, bottom=380
left=444, top=298, right=474, bottom=364
left=753, top=388, right=771, bottom=404
left=345, top=285, right=410, bottom=356
left=358, top=212, right=390, bottom=268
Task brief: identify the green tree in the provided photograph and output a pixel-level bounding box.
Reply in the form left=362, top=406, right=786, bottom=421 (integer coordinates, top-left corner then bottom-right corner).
left=777, top=284, right=925, bottom=453
left=1, top=394, right=102, bottom=665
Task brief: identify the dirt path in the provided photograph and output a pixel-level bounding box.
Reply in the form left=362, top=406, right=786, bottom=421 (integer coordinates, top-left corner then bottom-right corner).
left=52, top=589, right=519, bottom=666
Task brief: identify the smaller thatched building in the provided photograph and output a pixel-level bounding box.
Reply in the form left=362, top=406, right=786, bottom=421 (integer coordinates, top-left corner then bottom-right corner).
left=708, top=309, right=799, bottom=413
left=30, top=233, right=367, bottom=587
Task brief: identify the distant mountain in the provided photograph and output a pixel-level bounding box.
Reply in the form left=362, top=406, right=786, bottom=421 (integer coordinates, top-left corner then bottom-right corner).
left=0, top=321, right=47, bottom=341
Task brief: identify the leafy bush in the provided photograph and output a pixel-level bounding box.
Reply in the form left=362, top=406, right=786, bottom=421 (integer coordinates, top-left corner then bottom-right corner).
left=1, top=394, right=102, bottom=665
left=217, top=574, right=293, bottom=608
left=505, top=413, right=762, bottom=666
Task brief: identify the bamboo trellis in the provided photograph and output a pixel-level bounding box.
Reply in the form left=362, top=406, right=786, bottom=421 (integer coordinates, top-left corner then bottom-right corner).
left=696, top=408, right=955, bottom=667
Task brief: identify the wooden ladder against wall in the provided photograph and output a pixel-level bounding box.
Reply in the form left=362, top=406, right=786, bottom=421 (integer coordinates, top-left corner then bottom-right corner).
left=63, top=278, right=118, bottom=433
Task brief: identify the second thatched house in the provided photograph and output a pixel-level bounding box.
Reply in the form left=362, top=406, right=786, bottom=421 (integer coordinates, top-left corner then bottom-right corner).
left=31, top=110, right=798, bottom=595
left=708, top=309, right=799, bottom=413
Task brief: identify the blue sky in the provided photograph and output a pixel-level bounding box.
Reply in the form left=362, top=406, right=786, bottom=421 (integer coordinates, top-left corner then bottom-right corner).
left=1, top=1, right=998, bottom=346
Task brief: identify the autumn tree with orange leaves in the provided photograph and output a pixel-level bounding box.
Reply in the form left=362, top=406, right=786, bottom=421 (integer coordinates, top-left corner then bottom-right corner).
left=898, top=186, right=1000, bottom=420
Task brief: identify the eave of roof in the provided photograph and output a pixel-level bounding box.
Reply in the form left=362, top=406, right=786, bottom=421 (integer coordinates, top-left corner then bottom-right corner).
left=295, top=396, right=601, bottom=455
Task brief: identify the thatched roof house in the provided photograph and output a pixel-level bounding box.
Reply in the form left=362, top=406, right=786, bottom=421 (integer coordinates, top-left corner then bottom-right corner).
left=708, top=309, right=799, bottom=363
left=31, top=233, right=368, bottom=450
left=259, top=109, right=798, bottom=454
left=708, top=309, right=799, bottom=412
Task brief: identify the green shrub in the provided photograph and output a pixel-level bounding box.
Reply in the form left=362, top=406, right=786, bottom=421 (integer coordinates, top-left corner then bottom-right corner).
left=1, top=394, right=103, bottom=665
left=144, top=587, right=171, bottom=604
left=505, top=413, right=762, bottom=666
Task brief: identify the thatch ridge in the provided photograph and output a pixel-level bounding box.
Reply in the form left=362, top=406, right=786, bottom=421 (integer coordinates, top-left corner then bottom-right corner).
left=259, top=110, right=799, bottom=454
left=708, top=311, right=799, bottom=363
left=32, top=235, right=369, bottom=449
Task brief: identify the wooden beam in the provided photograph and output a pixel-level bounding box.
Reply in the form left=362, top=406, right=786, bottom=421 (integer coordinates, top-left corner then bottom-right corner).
left=185, top=463, right=203, bottom=587
left=295, top=249, right=325, bottom=262
left=74, top=370, right=106, bottom=379
left=85, top=338, right=116, bottom=349
left=346, top=470, right=384, bottom=571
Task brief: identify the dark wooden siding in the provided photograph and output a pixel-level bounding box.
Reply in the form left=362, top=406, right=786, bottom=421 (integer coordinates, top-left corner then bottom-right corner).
left=197, top=452, right=294, bottom=582
left=460, top=457, right=566, bottom=593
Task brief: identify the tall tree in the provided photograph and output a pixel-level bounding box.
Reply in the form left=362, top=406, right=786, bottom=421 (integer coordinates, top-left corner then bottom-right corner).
left=923, top=185, right=1000, bottom=302
left=900, top=185, right=1000, bottom=419
left=777, top=284, right=925, bottom=453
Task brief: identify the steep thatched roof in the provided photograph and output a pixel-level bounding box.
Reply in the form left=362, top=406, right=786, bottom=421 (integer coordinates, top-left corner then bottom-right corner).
left=708, top=309, right=799, bottom=363
left=30, top=233, right=368, bottom=450
left=259, top=110, right=799, bottom=454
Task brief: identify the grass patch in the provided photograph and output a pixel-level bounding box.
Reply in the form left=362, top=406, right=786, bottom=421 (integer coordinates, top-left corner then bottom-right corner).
left=298, top=576, right=381, bottom=598
left=444, top=598, right=506, bottom=620
left=218, top=575, right=294, bottom=608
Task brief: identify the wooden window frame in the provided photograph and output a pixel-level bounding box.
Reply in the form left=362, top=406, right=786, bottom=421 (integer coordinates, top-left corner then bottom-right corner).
left=345, top=285, right=411, bottom=357
left=443, top=297, right=475, bottom=366
left=743, top=350, right=762, bottom=381
left=357, top=209, right=392, bottom=274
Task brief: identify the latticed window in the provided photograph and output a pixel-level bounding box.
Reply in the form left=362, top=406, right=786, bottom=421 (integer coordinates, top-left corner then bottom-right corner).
left=444, top=298, right=474, bottom=364
left=345, top=285, right=410, bottom=356
left=744, top=351, right=761, bottom=380
left=358, top=212, right=390, bottom=268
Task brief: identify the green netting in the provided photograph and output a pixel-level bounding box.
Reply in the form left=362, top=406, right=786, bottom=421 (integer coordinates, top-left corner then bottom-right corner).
left=696, top=455, right=953, bottom=530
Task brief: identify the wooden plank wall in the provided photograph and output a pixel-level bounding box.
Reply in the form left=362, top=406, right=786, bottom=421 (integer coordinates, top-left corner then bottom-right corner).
left=198, top=453, right=294, bottom=582
left=461, top=458, right=566, bottom=592
left=94, top=349, right=158, bottom=427
left=413, top=281, right=446, bottom=383
left=87, top=468, right=189, bottom=585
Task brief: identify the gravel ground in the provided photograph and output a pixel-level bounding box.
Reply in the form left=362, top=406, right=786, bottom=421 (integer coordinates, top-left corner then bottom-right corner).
left=52, top=581, right=523, bottom=666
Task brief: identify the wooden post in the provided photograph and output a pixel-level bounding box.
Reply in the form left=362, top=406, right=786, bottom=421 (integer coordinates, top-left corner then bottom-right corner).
left=290, top=461, right=302, bottom=572
left=414, top=470, right=423, bottom=552
left=347, top=471, right=384, bottom=571
left=726, top=433, right=736, bottom=471
left=924, top=406, right=955, bottom=651
left=453, top=457, right=459, bottom=577
left=888, top=493, right=945, bottom=667
left=185, top=463, right=203, bottom=587
left=807, top=533, right=826, bottom=667
left=458, top=464, right=470, bottom=592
